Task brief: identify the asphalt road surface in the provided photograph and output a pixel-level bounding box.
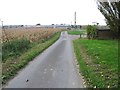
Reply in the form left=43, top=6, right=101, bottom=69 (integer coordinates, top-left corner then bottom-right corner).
left=4, top=31, right=84, bottom=88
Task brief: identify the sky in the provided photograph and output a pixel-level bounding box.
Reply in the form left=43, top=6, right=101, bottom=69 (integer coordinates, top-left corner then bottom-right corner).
left=0, top=0, right=106, bottom=25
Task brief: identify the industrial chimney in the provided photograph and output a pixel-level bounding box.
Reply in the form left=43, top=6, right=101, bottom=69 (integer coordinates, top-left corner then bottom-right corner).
left=74, top=11, right=76, bottom=26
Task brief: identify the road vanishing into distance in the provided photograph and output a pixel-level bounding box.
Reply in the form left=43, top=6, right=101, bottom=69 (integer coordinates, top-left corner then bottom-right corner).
left=4, top=31, right=84, bottom=88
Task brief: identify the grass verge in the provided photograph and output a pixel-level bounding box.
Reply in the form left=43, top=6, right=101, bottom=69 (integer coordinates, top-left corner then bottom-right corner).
left=73, top=39, right=118, bottom=88
left=2, top=32, right=61, bottom=84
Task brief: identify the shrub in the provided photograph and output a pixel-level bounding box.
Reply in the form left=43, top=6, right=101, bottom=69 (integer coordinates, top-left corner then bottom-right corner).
left=87, top=25, right=97, bottom=39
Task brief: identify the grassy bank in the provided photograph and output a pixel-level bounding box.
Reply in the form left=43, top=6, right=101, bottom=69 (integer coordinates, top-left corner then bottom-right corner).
left=2, top=32, right=61, bottom=84
left=73, top=39, right=118, bottom=88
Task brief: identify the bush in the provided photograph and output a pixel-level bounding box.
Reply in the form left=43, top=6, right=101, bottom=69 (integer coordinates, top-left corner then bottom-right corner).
left=87, top=25, right=97, bottom=39
left=2, top=38, right=30, bottom=62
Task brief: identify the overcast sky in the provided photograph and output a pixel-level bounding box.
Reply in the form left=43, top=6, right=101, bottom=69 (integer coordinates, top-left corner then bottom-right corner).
left=0, top=0, right=106, bottom=25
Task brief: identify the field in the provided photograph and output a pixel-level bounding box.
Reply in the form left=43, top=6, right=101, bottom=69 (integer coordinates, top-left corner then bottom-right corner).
left=73, top=39, right=118, bottom=88
left=1, top=27, right=62, bottom=84
left=68, top=29, right=86, bottom=35
left=1, top=27, right=62, bottom=43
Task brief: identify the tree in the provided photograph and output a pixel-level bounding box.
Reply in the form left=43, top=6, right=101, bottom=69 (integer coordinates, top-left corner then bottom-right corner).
left=96, top=0, right=120, bottom=38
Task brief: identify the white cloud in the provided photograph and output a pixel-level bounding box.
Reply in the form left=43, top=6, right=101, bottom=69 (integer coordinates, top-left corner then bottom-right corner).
left=0, top=0, right=106, bottom=25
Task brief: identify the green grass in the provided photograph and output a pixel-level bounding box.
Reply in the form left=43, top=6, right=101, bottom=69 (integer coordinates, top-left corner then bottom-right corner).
left=2, top=38, right=31, bottom=62
left=2, top=32, right=61, bottom=84
left=73, top=39, right=118, bottom=88
left=68, top=29, right=86, bottom=35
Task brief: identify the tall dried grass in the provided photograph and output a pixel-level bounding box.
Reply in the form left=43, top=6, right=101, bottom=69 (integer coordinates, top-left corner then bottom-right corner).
left=1, top=27, right=62, bottom=43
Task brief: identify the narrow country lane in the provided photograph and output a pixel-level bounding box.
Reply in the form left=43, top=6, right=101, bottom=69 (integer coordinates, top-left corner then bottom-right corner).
left=4, top=31, right=84, bottom=88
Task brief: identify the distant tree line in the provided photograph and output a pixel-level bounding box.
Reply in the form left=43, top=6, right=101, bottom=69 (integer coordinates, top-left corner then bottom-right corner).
left=3, top=25, right=24, bottom=29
